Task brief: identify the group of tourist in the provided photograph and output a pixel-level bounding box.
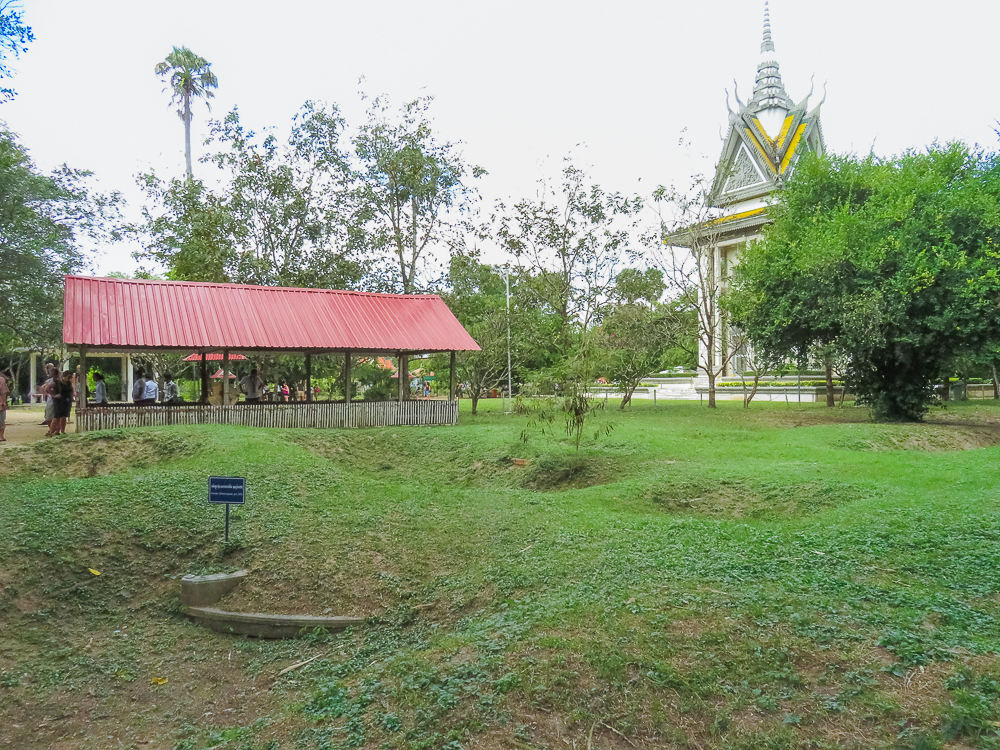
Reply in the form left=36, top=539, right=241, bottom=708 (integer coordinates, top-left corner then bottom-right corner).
left=246, top=375, right=321, bottom=403
left=0, top=361, right=453, bottom=445
left=126, top=371, right=181, bottom=405
left=36, top=363, right=77, bottom=437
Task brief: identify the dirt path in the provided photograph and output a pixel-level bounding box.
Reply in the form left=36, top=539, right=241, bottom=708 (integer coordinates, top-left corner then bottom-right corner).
left=0, top=405, right=74, bottom=448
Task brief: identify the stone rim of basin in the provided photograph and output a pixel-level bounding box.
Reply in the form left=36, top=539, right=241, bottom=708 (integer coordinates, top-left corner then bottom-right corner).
left=178, top=570, right=363, bottom=638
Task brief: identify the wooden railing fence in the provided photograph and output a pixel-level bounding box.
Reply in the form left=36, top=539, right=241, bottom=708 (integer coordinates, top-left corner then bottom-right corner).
left=78, top=400, right=458, bottom=432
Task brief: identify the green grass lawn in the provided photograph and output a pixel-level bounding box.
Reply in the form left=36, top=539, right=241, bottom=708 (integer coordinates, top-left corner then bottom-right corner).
left=3, top=399, right=1000, bottom=749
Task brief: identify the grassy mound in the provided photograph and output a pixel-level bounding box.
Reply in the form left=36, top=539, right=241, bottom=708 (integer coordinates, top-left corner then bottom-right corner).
left=3, top=400, right=1000, bottom=749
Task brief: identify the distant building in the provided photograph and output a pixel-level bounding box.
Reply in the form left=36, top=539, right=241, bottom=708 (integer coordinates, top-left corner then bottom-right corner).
left=675, top=2, right=826, bottom=377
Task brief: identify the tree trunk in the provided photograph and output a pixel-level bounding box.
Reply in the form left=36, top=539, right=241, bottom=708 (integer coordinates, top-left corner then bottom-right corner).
left=471, top=392, right=479, bottom=415
left=11, top=357, right=21, bottom=403
left=184, top=94, right=193, bottom=179
left=745, top=373, right=763, bottom=408
left=406, top=193, right=418, bottom=294
left=992, top=363, right=999, bottom=399
left=620, top=386, right=635, bottom=410
left=825, top=364, right=836, bottom=407
left=941, top=381, right=950, bottom=401
left=707, top=369, right=717, bottom=408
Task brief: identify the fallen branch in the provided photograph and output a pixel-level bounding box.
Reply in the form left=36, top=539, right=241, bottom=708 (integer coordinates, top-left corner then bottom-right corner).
left=277, top=654, right=322, bottom=677
left=602, top=722, right=637, bottom=747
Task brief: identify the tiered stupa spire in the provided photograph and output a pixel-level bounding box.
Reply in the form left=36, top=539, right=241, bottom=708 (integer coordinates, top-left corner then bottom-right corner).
left=760, top=2, right=774, bottom=53
left=748, top=2, right=793, bottom=113
left=708, top=1, right=826, bottom=207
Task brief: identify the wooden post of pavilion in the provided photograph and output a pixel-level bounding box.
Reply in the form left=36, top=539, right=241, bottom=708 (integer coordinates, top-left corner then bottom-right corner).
left=222, top=349, right=230, bottom=405
left=398, top=353, right=408, bottom=403
left=76, top=346, right=87, bottom=433
left=306, top=353, right=312, bottom=402
left=344, top=352, right=351, bottom=403
left=200, top=353, right=208, bottom=403
left=449, top=351, right=456, bottom=402
left=29, top=352, right=37, bottom=403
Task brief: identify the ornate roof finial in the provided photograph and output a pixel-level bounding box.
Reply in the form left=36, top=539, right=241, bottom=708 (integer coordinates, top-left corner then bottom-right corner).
left=809, top=80, right=828, bottom=117
left=761, top=1, right=775, bottom=54
left=749, top=1, right=793, bottom=112
left=795, top=75, right=815, bottom=111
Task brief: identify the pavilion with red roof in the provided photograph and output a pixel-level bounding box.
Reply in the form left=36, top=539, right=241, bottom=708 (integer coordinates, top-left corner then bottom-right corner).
left=62, top=276, right=480, bottom=431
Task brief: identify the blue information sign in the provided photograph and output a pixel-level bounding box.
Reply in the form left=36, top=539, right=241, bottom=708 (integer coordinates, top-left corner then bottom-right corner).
left=208, top=476, right=246, bottom=505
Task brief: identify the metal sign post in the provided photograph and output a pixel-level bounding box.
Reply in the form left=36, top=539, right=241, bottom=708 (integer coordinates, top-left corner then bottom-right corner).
left=208, top=476, right=246, bottom=542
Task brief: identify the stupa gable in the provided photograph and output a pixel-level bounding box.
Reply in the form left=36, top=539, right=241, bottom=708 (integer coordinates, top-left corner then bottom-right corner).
left=709, top=2, right=825, bottom=209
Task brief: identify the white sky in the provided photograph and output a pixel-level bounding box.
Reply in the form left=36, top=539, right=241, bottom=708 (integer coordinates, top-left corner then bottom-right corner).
left=7, top=0, right=1000, bottom=275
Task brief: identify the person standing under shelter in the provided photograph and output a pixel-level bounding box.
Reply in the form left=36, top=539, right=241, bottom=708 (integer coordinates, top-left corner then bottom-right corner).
left=92, top=372, right=109, bottom=406
left=140, top=371, right=158, bottom=405
left=132, top=369, right=146, bottom=403
left=239, top=368, right=264, bottom=403
left=162, top=373, right=179, bottom=404
left=0, top=369, right=10, bottom=442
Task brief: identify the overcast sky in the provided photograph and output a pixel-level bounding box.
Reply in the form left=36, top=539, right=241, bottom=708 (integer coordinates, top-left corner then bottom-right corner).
left=8, top=0, right=999, bottom=275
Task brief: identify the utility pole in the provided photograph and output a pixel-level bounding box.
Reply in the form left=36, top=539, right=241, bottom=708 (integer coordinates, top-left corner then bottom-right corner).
left=505, top=267, right=513, bottom=414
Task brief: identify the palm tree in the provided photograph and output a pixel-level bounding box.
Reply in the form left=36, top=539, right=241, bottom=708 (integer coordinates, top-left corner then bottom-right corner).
left=155, top=47, right=218, bottom=179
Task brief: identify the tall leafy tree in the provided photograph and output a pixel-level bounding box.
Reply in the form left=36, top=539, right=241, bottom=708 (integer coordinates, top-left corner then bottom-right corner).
left=353, top=95, right=484, bottom=293
left=595, top=268, right=676, bottom=409
left=0, top=126, right=121, bottom=346
left=597, top=305, right=672, bottom=409
left=494, top=162, right=644, bottom=342
left=132, top=174, right=232, bottom=282
left=207, top=103, right=362, bottom=288
left=731, top=145, right=1000, bottom=421
left=445, top=252, right=519, bottom=414
left=155, top=46, right=218, bottom=179
left=0, top=1, right=32, bottom=102
left=134, top=103, right=364, bottom=289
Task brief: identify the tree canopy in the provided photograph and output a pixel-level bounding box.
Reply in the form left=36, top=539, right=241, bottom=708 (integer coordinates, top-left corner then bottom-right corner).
left=494, top=162, right=644, bottom=337
left=353, top=95, right=484, bottom=294
left=133, top=103, right=365, bottom=289
left=730, top=145, right=1000, bottom=421
left=0, top=126, right=122, bottom=346
left=0, top=1, right=31, bottom=102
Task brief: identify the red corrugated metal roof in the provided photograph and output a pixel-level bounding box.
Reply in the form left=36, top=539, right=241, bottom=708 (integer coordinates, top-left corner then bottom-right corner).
left=63, top=276, right=481, bottom=353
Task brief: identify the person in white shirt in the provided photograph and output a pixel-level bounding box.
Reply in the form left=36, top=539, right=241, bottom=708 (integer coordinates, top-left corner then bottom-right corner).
left=141, top=371, right=159, bottom=405
left=239, top=368, right=265, bottom=403
left=40, top=363, right=56, bottom=426
left=92, top=372, right=109, bottom=406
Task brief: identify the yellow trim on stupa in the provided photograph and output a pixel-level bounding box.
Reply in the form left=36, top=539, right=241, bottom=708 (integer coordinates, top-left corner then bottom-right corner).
left=776, top=114, right=795, bottom=149
left=751, top=117, right=775, bottom=145
left=708, top=207, right=767, bottom=225
left=744, top=129, right=777, bottom=173
left=780, top=123, right=807, bottom=173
